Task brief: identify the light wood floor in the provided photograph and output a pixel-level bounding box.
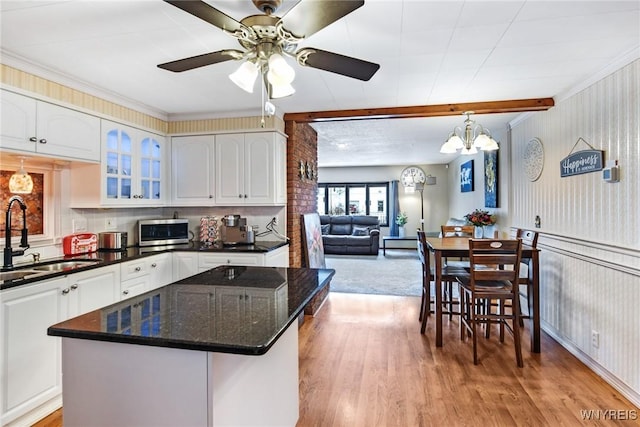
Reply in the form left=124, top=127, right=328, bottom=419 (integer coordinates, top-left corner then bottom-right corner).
left=34, top=292, right=637, bottom=427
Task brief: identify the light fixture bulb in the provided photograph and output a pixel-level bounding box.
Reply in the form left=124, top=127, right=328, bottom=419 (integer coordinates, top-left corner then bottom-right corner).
left=482, top=138, right=499, bottom=151
left=229, top=61, right=259, bottom=93
left=439, top=140, right=457, bottom=154
left=267, top=53, right=295, bottom=85
left=9, top=158, right=33, bottom=194
left=473, top=133, right=491, bottom=149
left=447, top=134, right=464, bottom=150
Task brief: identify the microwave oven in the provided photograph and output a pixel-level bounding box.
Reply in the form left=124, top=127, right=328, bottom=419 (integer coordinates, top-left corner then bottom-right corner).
left=137, top=218, right=189, bottom=247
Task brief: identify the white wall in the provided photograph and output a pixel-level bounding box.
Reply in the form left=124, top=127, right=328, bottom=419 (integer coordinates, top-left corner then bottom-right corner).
left=448, top=59, right=640, bottom=406
left=318, top=164, right=450, bottom=236
left=446, top=125, right=510, bottom=236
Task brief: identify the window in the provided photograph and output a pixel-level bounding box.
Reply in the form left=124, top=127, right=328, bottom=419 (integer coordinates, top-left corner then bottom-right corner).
left=317, top=182, right=389, bottom=226
left=1, top=170, right=45, bottom=237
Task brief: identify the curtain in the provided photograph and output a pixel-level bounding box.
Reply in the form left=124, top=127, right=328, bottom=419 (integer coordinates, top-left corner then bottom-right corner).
left=389, top=180, right=400, bottom=236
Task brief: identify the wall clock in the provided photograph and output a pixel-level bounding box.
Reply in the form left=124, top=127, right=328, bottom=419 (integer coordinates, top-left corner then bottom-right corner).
left=401, top=166, right=426, bottom=187
left=524, top=137, right=544, bottom=182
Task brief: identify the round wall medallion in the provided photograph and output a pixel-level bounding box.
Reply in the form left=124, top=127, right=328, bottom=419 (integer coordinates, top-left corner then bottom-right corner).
left=523, top=137, right=544, bottom=182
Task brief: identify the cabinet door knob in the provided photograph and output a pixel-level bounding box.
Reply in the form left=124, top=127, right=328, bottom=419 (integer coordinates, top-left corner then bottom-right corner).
left=123, top=290, right=129, bottom=295
left=29, top=137, right=37, bottom=142
left=62, top=288, right=70, bottom=295
left=209, top=195, right=213, bottom=198
left=135, top=266, right=141, bottom=271
left=39, top=138, right=47, bottom=144
left=238, top=194, right=242, bottom=198
left=151, top=263, right=157, bottom=268
left=70, top=284, right=78, bottom=290
left=244, top=194, right=248, bottom=198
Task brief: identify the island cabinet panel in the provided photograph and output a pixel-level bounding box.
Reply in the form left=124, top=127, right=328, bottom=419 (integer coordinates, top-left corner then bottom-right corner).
left=172, top=251, right=199, bottom=281
left=61, top=339, right=209, bottom=427
left=59, top=322, right=299, bottom=427
left=0, top=276, right=67, bottom=427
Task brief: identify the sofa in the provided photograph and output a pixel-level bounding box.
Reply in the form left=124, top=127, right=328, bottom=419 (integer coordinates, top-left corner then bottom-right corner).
left=319, top=215, right=380, bottom=255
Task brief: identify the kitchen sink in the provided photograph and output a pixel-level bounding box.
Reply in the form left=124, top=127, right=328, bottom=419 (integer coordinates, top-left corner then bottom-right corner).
left=30, top=259, right=102, bottom=272
left=0, top=270, right=43, bottom=281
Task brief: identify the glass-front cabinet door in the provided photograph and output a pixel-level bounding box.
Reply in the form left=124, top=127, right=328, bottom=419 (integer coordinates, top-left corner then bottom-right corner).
left=105, top=128, right=133, bottom=201
left=101, top=120, right=166, bottom=206
left=139, top=136, right=162, bottom=201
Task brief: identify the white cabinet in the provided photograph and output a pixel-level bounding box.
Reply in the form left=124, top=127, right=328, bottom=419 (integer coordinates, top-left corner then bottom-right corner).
left=173, top=251, right=199, bottom=282
left=0, top=89, right=100, bottom=162
left=69, top=120, right=167, bottom=208
left=215, top=132, right=286, bottom=205
left=0, top=276, right=67, bottom=427
left=65, top=265, right=120, bottom=317
left=171, top=135, right=215, bottom=205
left=120, top=253, right=173, bottom=299
left=197, top=246, right=289, bottom=272
left=198, top=252, right=263, bottom=272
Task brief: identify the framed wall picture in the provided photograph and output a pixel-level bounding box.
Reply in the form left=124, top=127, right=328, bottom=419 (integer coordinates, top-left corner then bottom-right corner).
left=460, top=160, right=474, bottom=193
left=484, top=150, right=499, bottom=208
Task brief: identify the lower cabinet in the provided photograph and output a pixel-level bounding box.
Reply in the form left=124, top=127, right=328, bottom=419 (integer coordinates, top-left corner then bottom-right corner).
left=120, top=253, right=173, bottom=299
left=172, top=251, right=199, bottom=282
left=197, top=245, right=289, bottom=272
left=0, top=276, right=67, bottom=427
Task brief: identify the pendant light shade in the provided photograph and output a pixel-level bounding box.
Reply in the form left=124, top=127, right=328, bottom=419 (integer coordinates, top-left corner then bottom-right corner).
left=9, top=158, right=33, bottom=194
left=229, top=61, right=259, bottom=93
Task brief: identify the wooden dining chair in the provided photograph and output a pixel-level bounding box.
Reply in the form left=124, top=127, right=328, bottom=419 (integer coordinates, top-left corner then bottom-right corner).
left=457, top=238, right=524, bottom=367
left=515, top=229, right=539, bottom=325
left=439, top=225, right=474, bottom=320
left=417, top=230, right=468, bottom=334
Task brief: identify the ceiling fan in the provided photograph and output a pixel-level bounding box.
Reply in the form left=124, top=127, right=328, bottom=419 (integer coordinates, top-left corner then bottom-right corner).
left=158, top=0, right=380, bottom=97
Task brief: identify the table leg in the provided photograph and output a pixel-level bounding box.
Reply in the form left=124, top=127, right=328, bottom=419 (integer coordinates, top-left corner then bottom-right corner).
left=435, top=251, right=443, bottom=347
left=529, top=252, right=541, bottom=353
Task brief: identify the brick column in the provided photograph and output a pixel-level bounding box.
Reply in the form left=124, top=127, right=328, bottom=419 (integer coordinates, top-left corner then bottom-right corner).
left=285, top=121, right=318, bottom=268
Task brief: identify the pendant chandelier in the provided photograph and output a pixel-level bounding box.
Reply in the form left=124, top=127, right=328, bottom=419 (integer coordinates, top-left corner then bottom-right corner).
left=440, top=111, right=499, bottom=155
left=8, top=157, right=33, bottom=194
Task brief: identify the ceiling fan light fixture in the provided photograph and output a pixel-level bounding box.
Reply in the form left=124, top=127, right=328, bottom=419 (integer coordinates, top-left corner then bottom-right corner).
left=229, top=61, right=259, bottom=93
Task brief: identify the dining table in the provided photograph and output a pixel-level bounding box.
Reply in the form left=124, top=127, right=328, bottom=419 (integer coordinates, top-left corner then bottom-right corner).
left=424, top=236, right=541, bottom=353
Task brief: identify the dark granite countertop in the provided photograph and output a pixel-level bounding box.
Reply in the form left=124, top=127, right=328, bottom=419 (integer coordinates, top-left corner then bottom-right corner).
left=0, top=240, right=289, bottom=290
left=48, top=266, right=334, bottom=355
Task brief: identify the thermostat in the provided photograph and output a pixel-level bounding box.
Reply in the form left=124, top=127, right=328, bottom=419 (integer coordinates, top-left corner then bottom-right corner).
left=602, top=165, right=619, bottom=183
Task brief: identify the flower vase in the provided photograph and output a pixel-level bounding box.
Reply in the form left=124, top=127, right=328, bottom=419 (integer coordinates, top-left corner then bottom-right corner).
left=474, top=226, right=484, bottom=239
left=398, top=226, right=405, bottom=238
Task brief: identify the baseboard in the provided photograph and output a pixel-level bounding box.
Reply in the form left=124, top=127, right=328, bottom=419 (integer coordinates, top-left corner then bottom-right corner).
left=5, top=396, right=62, bottom=427
left=542, top=321, right=640, bottom=408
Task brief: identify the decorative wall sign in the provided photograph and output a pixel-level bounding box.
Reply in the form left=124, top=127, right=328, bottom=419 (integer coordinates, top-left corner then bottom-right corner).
left=560, top=137, right=604, bottom=177
left=460, top=160, right=474, bottom=193
left=484, top=150, right=498, bottom=208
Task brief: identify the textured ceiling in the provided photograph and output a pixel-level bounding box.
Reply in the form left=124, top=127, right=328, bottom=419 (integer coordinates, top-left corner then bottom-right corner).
left=1, top=1, right=638, bottom=166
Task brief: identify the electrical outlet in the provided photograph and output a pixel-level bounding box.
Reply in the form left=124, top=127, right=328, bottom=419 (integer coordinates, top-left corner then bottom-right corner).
left=591, top=330, right=600, bottom=348
left=105, top=217, right=117, bottom=230
left=72, top=218, right=87, bottom=232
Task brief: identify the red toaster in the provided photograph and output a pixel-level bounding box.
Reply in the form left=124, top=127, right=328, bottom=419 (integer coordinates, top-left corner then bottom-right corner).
left=63, top=233, right=98, bottom=255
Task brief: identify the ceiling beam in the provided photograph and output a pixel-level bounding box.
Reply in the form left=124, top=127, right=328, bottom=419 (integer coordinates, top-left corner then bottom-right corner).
left=283, top=98, right=554, bottom=123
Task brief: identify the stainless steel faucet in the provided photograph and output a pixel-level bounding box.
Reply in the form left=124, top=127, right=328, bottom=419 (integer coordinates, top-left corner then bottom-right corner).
left=3, top=195, right=29, bottom=271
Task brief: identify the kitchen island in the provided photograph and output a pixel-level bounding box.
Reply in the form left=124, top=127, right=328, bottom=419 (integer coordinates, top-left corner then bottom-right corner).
left=48, top=265, right=334, bottom=427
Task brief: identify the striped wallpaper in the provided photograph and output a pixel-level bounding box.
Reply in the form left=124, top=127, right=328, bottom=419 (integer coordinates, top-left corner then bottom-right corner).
left=510, top=59, right=640, bottom=405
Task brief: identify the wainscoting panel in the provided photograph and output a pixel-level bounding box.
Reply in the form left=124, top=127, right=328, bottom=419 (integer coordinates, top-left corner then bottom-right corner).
left=509, top=59, right=640, bottom=406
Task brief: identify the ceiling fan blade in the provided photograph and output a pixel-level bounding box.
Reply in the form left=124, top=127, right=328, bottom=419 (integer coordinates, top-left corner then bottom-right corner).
left=297, top=48, right=379, bottom=81
left=281, top=0, right=364, bottom=38
left=158, top=50, right=242, bottom=72
left=164, top=0, right=244, bottom=33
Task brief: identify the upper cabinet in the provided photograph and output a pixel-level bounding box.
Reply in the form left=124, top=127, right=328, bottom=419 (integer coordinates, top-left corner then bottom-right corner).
left=70, top=120, right=167, bottom=208
left=171, top=135, right=216, bottom=206
left=0, top=89, right=100, bottom=162
left=215, top=132, right=286, bottom=206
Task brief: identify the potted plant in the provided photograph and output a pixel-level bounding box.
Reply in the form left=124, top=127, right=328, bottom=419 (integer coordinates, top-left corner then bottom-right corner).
left=464, top=209, right=497, bottom=238
left=396, top=211, right=408, bottom=237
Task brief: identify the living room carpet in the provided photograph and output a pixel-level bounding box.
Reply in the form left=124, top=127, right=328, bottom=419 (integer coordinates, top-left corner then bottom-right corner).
left=324, top=249, right=422, bottom=296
